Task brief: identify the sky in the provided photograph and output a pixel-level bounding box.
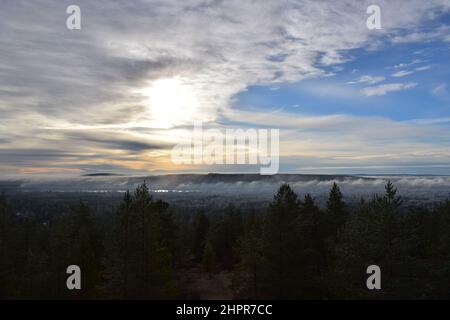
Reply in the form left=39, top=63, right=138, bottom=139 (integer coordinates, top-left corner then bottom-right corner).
left=0, top=0, right=450, bottom=177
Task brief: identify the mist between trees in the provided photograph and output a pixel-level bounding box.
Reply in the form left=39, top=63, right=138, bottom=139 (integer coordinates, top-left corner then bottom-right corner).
left=1, top=180, right=450, bottom=299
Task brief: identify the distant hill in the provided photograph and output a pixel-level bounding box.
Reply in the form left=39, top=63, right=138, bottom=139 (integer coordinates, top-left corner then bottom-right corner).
left=83, top=173, right=123, bottom=177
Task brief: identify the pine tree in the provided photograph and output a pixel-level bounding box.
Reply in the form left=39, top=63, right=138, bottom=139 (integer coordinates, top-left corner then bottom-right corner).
left=210, top=204, right=243, bottom=267
left=123, top=182, right=177, bottom=299
left=0, top=193, right=18, bottom=298
left=333, top=181, right=403, bottom=298
left=191, top=210, right=209, bottom=262
left=202, top=239, right=215, bottom=277
left=385, top=180, right=402, bottom=208
left=296, top=194, right=329, bottom=297
left=326, top=182, right=347, bottom=239
left=263, top=184, right=300, bottom=298
left=112, top=190, right=133, bottom=298
left=232, top=225, right=267, bottom=299
left=68, top=201, right=103, bottom=299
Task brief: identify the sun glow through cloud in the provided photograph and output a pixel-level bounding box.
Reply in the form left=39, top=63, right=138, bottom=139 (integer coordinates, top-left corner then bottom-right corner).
left=141, top=78, right=200, bottom=129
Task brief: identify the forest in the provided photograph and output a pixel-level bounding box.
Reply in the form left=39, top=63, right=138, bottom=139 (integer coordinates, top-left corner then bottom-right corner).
left=1, top=180, right=449, bottom=299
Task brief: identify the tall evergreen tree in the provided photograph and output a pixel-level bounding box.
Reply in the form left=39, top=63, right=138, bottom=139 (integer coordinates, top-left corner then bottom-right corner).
left=0, top=193, right=19, bottom=298
left=232, top=225, right=267, bottom=299
left=263, top=184, right=300, bottom=298
left=191, top=210, right=210, bottom=262
left=210, top=204, right=243, bottom=267
left=326, top=182, right=347, bottom=240
left=110, top=183, right=176, bottom=299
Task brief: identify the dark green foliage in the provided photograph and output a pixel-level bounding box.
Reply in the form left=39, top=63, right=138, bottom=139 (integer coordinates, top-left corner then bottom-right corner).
left=202, top=240, right=215, bottom=276
left=333, top=181, right=437, bottom=299
left=0, top=193, right=19, bottom=298
left=209, top=204, right=243, bottom=268
left=191, top=210, right=210, bottom=262
left=325, top=182, right=347, bottom=240
left=232, top=225, right=267, bottom=299
left=1, top=180, right=450, bottom=299
left=110, top=183, right=176, bottom=299
left=263, top=184, right=300, bottom=298
left=0, top=195, right=103, bottom=299
left=46, top=201, right=103, bottom=299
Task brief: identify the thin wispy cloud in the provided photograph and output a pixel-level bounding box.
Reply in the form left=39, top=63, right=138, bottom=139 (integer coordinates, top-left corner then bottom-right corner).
left=392, top=65, right=432, bottom=77
left=389, top=59, right=424, bottom=69
left=348, top=75, right=386, bottom=85
left=392, top=70, right=415, bottom=77
left=361, top=82, right=418, bottom=96
left=390, top=25, right=450, bottom=44
left=431, top=83, right=448, bottom=97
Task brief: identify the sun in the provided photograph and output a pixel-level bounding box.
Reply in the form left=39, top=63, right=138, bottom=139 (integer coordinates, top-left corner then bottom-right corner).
left=141, top=78, right=200, bottom=128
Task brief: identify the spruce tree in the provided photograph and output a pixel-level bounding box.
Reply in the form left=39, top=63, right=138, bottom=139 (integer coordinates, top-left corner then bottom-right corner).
left=326, top=182, right=347, bottom=239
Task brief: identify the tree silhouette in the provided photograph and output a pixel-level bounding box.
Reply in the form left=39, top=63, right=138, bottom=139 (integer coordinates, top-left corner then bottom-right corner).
left=264, top=184, right=300, bottom=298
left=326, top=182, right=347, bottom=240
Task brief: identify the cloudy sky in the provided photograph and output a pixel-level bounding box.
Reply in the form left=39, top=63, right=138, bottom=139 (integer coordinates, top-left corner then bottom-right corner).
left=1, top=0, right=450, bottom=177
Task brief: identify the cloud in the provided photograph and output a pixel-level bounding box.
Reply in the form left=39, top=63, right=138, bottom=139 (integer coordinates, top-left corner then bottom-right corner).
left=389, top=59, right=424, bottom=69
left=69, top=133, right=172, bottom=152
left=415, top=66, right=432, bottom=71
left=319, top=51, right=350, bottom=66
left=298, top=82, right=359, bottom=98
left=392, top=70, right=414, bottom=77
left=390, top=25, right=450, bottom=44
left=361, top=82, right=418, bottom=96
left=431, top=83, right=447, bottom=97
left=392, top=65, right=432, bottom=77
left=0, top=0, right=450, bottom=175
left=408, top=116, right=450, bottom=125
left=348, top=75, right=386, bottom=85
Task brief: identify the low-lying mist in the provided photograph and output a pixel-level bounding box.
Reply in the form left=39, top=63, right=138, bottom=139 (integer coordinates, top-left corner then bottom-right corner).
left=1, top=174, right=449, bottom=209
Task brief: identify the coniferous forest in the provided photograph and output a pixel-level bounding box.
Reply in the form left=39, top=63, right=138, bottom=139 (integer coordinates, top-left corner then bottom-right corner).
left=1, top=181, right=450, bottom=300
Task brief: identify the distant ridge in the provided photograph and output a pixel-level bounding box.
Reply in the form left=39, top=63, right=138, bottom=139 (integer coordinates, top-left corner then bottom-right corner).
left=83, top=173, right=123, bottom=177
left=80, top=173, right=376, bottom=184
left=125, top=173, right=370, bottom=185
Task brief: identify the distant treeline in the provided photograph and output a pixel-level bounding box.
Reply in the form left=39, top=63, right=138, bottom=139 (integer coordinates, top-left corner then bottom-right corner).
left=0, top=181, right=449, bottom=299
